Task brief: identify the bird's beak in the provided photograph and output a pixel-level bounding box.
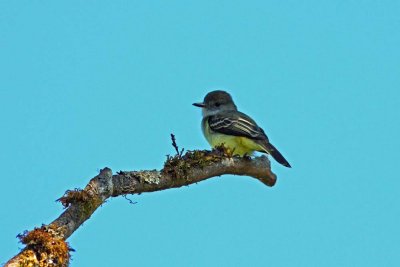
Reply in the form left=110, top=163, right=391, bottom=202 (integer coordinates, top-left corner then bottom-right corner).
left=193, top=102, right=205, bottom=108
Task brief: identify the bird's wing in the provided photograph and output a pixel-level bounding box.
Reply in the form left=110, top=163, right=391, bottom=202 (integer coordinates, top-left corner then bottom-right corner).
left=208, top=111, right=269, bottom=141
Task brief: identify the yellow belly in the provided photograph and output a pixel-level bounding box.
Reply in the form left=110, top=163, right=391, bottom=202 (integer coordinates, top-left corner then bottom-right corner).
left=203, top=122, right=264, bottom=156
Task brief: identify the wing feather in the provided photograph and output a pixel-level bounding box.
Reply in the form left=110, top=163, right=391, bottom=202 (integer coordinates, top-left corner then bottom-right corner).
left=208, top=112, right=268, bottom=141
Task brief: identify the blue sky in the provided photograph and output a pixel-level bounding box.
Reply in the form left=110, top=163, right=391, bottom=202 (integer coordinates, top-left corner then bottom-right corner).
left=1, top=1, right=399, bottom=266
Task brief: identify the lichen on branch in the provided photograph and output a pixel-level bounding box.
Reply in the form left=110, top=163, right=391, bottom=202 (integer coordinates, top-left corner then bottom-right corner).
left=5, top=138, right=277, bottom=267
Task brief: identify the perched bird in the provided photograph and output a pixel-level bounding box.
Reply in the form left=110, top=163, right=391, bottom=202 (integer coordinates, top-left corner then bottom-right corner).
left=193, top=90, right=291, bottom=168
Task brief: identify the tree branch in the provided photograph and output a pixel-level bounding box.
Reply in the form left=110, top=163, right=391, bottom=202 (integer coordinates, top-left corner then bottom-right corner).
left=4, top=148, right=276, bottom=267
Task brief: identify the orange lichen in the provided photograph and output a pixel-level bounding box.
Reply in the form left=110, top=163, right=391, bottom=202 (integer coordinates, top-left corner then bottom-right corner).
left=17, top=225, right=71, bottom=267
left=57, top=188, right=91, bottom=208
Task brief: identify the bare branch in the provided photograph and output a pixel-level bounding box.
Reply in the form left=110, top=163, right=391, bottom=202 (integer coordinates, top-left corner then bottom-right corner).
left=4, top=148, right=276, bottom=266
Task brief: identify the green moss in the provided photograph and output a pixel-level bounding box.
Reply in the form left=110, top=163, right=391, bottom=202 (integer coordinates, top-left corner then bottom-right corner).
left=79, top=196, right=102, bottom=222
left=163, top=144, right=237, bottom=181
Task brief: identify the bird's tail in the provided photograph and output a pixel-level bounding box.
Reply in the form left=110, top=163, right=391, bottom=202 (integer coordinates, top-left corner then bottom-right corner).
left=262, top=142, right=291, bottom=168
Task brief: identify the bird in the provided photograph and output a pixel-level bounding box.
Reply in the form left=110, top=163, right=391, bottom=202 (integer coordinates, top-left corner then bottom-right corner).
left=193, top=90, right=291, bottom=168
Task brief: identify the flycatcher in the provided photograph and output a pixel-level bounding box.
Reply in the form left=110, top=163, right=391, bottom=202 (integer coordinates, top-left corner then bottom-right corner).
left=193, top=90, right=291, bottom=168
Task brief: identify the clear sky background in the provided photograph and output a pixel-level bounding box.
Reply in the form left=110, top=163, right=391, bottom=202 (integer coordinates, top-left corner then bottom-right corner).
left=1, top=1, right=399, bottom=266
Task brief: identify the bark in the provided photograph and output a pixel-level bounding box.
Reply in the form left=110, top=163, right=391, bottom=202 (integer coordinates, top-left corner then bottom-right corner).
left=4, top=148, right=276, bottom=267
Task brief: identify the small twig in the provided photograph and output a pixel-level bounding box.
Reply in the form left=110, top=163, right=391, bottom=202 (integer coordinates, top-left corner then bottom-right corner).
left=170, top=134, right=179, bottom=155
left=170, top=133, right=184, bottom=157
left=123, top=195, right=137, bottom=205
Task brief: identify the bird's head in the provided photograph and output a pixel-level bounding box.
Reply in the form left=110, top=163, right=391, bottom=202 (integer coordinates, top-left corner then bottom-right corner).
left=193, top=90, right=237, bottom=116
